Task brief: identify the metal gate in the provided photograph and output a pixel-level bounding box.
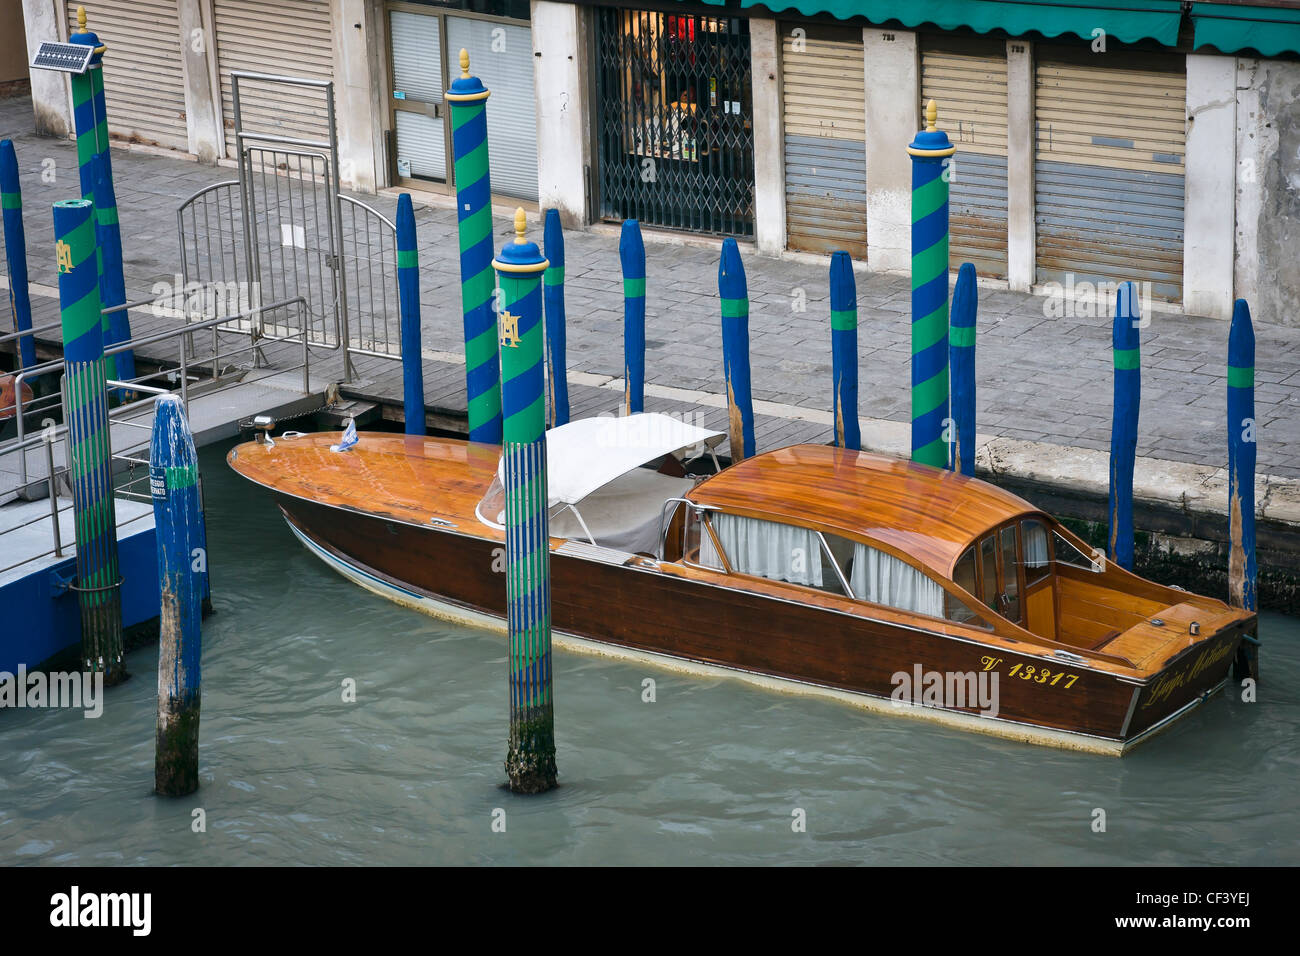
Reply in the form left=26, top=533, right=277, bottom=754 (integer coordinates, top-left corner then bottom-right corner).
left=177, top=73, right=400, bottom=380
left=594, top=8, right=755, bottom=236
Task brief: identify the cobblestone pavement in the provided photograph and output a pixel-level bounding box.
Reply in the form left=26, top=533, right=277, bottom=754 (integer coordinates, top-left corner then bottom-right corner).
left=3, top=95, right=1298, bottom=477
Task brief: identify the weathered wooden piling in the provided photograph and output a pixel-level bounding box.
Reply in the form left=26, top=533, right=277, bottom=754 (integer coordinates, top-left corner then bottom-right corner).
left=55, top=198, right=125, bottom=685
left=493, top=209, right=557, bottom=794
left=396, top=193, right=425, bottom=436
left=1108, top=281, right=1141, bottom=572
left=620, top=219, right=646, bottom=416
left=543, top=209, right=569, bottom=428
left=446, top=49, right=501, bottom=444
left=718, top=237, right=755, bottom=462
left=829, top=251, right=860, bottom=451
left=69, top=7, right=131, bottom=381
left=949, top=261, right=978, bottom=476
left=150, top=394, right=204, bottom=796
left=907, top=100, right=954, bottom=469
left=1227, top=298, right=1258, bottom=679
left=1, top=140, right=35, bottom=370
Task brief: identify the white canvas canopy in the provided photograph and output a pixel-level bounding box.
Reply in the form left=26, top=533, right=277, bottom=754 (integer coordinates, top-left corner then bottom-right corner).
left=495, top=412, right=725, bottom=509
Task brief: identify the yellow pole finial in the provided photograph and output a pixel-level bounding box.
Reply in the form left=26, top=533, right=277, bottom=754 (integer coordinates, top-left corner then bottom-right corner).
left=76, top=5, right=87, bottom=33
left=459, top=48, right=470, bottom=79
left=513, top=208, right=527, bottom=244
left=925, top=99, right=939, bottom=133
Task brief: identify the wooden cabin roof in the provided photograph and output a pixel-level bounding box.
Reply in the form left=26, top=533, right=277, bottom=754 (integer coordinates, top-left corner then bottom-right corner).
left=687, top=444, right=1041, bottom=575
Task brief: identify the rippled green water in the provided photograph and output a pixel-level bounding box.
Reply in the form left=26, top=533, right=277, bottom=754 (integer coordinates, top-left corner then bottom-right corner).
left=1, top=439, right=1296, bottom=865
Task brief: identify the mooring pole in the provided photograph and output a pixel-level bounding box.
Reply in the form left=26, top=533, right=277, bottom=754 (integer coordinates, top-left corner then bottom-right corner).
left=543, top=209, right=569, bottom=429
left=446, top=49, right=501, bottom=444
left=493, top=209, right=557, bottom=794
left=69, top=7, right=130, bottom=381
left=907, top=99, right=954, bottom=469
left=718, top=237, right=755, bottom=462
left=396, top=193, right=425, bottom=436
left=150, top=394, right=203, bottom=796
left=620, top=219, right=646, bottom=416
left=1108, top=281, right=1141, bottom=572
left=92, top=152, right=134, bottom=382
left=55, top=198, right=125, bottom=685
left=1227, top=298, right=1259, bottom=680
left=829, top=250, right=860, bottom=451
left=0, top=140, right=36, bottom=370
left=949, top=262, right=978, bottom=476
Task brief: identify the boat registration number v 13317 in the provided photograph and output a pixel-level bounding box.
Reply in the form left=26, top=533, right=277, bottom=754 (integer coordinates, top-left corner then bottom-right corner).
left=980, top=656, right=1080, bottom=689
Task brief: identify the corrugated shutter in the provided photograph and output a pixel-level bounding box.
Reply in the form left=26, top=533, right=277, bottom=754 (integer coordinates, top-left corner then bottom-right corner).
left=67, top=0, right=188, bottom=151
left=390, top=10, right=446, bottom=182
left=921, top=40, right=1008, bottom=278
left=782, top=27, right=866, bottom=258
left=213, top=0, right=335, bottom=157
left=446, top=16, right=537, bottom=201
left=1034, top=52, right=1186, bottom=301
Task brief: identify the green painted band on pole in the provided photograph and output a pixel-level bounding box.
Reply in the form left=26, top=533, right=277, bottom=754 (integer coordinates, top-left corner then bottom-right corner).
left=1113, top=347, right=1140, bottom=371
left=1227, top=365, right=1254, bottom=389
left=949, top=324, right=976, bottom=348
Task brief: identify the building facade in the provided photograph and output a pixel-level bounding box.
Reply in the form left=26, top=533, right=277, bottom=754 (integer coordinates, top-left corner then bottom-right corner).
left=18, top=0, right=1300, bottom=325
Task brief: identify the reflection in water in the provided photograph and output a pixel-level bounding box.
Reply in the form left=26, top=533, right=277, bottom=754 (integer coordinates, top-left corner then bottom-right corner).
left=1, top=440, right=1296, bottom=865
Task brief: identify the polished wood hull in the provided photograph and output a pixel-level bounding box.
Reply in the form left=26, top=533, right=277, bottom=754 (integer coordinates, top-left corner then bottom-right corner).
left=273, top=492, right=1247, bottom=754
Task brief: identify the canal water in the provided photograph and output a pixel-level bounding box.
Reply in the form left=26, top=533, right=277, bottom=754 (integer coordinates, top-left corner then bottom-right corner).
left=2, top=439, right=1296, bottom=866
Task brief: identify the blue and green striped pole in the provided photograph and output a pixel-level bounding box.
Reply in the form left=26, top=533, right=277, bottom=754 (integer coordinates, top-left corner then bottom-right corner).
left=55, top=198, right=125, bottom=685
left=1108, top=282, right=1141, bottom=572
left=620, top=219, right=646, bottom=415
left=1227, top=299, right=1257, bottom=618
left=543, top=209, right=569, bottom=428
left=150, top=394, right=204, bottom=796
left=70, top=8, right=130, bottom=381
left=494, top=209, right=557, bottom=794
left=719, top=237, right=755, bottom=462
left=829, top=250, right=860, bottom=451
left=446, top=50, right=501, bottom=444
left=396, top=193, right=425, bottom=436
left=907, top=100, right=954, bottom=469
left=1, top=139, right=35, bottom=369
left=949, top=262, right=978, bottom=476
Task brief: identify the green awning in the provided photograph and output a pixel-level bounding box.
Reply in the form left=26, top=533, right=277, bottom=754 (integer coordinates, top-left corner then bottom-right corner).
left=713, top=1, right=1186, bottom=47
left=1191, top=3, right=1300, bottom=57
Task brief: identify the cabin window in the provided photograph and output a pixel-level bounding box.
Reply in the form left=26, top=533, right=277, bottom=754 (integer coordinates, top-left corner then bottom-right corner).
left=818, top=532, right=855, bottom=596
left=999, top=525, right=1021, bottom=622
left=979, top=536, right=998, bottom=610
left=1022, top=519, right=1051, bottom=586
left=1052, top=530, right=1100, bottom=571
left=702, top=512, right=826, bottom=588
left=953, top=546, right=977, bottom=596
left=849, top=543, right=946, bottom=619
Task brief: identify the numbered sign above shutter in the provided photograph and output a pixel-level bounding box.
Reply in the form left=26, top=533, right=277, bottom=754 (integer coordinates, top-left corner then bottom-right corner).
left=1034, top=49, right=1186, bottom=302
left=213, top=0, right=336, bottom=157
left=782, top=24, right=866, bottom=259
left=920, top=37, right=1009, bottom=279
left=446, top=16, right=538, bottom=202
left=66, top=0, right=189, bottom=151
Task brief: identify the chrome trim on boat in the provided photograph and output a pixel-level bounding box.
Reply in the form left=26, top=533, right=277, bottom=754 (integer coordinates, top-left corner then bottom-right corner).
left=554, top=540, right=638, bottom=566
left=1119, top=686, right=1142, bottom=737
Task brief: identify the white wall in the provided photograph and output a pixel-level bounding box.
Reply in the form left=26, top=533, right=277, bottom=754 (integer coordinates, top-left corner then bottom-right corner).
left=333, top=0, right=383, bottom=193
left=21, top=0, right=72, bottom=138
left=750, top=17, right=783, bottom=256
left=1184, top=53, right=1237, bottom=320
left=1005, top=39, right=1034, bottom=292
left=862, top=28, right=917, bottom=274
left=177, top=0, right=222, bottom=163
left=532, top=0, right=589, bottom=225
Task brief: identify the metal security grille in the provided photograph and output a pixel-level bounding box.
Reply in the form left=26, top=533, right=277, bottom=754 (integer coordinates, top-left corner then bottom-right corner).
left=595, top=8, right=754, bottom=236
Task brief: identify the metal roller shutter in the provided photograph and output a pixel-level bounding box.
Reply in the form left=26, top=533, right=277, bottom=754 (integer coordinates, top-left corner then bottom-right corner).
left=66, top=0, right=189, bottom=151
left=921, top=39, right=1008, bottom=279
left=1034, top=52, right=1186, bottom=302
left=445, top=16, right=538, bottom=201
left=214, top=0, right=335, bottom=157
left=389, top=9, right=446, bottom=182
left=782, top=26, right=866, bottom=259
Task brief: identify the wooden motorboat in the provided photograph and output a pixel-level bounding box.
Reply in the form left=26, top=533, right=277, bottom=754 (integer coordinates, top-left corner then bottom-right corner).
left=227, top=412, right=1256, bottom=754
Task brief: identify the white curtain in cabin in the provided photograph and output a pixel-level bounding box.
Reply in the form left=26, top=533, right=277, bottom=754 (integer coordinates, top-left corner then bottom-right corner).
left=1024, top=521, right=1050, bottom=567
left=850, top=544, right=945, bottom=618
left=702, top=513, right=824, bottom=587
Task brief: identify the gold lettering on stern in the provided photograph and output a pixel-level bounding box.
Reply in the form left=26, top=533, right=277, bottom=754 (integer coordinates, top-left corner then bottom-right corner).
left=1141, top=636, right=1238, bottom=710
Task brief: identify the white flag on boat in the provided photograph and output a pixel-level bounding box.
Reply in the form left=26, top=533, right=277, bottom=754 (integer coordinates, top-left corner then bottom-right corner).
left=330, top=419, right=358, bottom=453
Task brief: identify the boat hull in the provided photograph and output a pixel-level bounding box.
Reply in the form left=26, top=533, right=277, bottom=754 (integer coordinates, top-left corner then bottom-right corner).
left=275, top=494, right=1243, bottom=755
